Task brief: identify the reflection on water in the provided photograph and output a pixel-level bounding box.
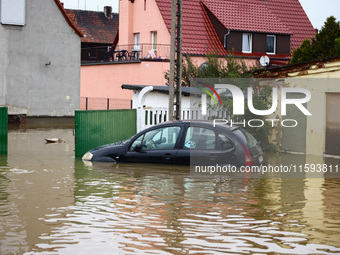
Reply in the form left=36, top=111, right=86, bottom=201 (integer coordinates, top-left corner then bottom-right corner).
left=0, top=127, right=340, bottom=254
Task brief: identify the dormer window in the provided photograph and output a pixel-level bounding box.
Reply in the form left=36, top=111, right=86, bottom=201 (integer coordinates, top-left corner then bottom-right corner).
left=266, top=35, right=276, bottom=54
left=242, top=33, right=252, bottom=53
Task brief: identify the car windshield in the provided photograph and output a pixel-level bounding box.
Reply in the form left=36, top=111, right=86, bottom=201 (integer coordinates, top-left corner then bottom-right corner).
left=233, top=128, right=258, bottom=148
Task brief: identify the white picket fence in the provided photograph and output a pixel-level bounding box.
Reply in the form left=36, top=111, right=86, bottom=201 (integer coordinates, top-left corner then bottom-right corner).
left=139, top=106, right=229, bottom=131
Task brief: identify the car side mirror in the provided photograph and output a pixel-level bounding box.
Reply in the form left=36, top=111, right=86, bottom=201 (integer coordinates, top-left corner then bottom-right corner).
left=133, top=143, right=143, bottom=152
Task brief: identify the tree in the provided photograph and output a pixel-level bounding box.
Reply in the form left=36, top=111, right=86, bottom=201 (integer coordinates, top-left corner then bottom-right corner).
left=289, top=39, right=314, bottom=64
left=334, top=38, right=340, bottom=55
left=165, top=53, right=274, bottom=149
left=290, top=16, right=340, bottom=64
left=165, top=52, right=251, bottom=87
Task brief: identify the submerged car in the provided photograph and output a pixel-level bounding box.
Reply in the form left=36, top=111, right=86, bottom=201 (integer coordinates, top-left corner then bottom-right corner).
left=82, top=121, right=263, bottom=166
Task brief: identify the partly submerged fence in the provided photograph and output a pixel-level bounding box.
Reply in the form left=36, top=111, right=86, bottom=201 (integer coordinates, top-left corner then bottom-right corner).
left=0, top=107, right=8, bottom=154
left=75, top=109, right=136, bottom=157
left=80, top=97, right=132, bottom=110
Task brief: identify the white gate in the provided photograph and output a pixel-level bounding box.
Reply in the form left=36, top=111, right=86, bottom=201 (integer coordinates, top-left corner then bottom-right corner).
left=140, top=106, right=229, bottom=131
left=135, top=86, right=229, bottom=132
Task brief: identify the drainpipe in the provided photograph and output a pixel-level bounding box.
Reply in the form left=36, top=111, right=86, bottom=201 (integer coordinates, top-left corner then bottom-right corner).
left=224, top=30, right=231, bottom=49
left=137, top=86, right=153, bottom=132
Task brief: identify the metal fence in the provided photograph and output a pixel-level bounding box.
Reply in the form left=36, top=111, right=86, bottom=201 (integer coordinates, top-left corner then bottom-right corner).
left=81, top=43, right=171, bottom=64
left=0, top=107, right=8, bottom=154
left=80, top=97, right=132, bottom=110
left=75, top=109, right=137, bottom=157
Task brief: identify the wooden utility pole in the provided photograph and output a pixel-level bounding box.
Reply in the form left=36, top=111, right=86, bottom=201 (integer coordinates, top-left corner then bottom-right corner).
left=168, top=0, right=182, bottom=121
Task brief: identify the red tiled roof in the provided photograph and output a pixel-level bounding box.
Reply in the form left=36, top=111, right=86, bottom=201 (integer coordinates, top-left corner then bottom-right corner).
left=66, top=9, right=118, bottom=44
left=155, top=0, right=315, bottom=55
left=54, top=0, right=83, bottom=37
left=156, top=0, right=225, bottom=55
left=265, top=0, right=316, bottom=52
left=202, top=0, right=291, bottom=34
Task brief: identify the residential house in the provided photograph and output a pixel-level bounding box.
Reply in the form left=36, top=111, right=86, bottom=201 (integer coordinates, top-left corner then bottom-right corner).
left=253, top=56, right=340, bottom=157
left=66, top=7, right=120, bottom=110
left=80, top=0, right=315, bottom=110
left=66, top=7, right=119, bottom=62
left=0, top=0, right=83, bottom=117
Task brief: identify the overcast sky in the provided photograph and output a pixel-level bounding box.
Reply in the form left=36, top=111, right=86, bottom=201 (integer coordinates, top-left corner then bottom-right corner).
left=60, top=0, right=340, bottom=30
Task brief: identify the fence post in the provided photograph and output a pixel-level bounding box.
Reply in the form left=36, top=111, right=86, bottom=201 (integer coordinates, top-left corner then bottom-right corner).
left=0, top=107, right=8, bottom=155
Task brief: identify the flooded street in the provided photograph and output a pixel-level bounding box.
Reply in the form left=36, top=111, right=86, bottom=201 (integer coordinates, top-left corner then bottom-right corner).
left=1, top=126, right=340, bottom=254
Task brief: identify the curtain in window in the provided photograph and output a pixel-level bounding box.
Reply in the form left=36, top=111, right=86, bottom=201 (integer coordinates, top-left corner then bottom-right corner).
left=152, top=32, right=157, bottom=50
left=134, top=33, right=140, bottom=51
left=266, top=36, right=275, bottom=53
left=242, top=33, right=251, bottom=52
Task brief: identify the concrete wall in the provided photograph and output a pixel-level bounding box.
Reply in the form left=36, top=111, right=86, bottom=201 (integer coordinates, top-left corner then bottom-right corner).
left=81, top=61, right=170, bottom=100
left=0, top=0, right=81, bottom=116
left=0, top=23, right=8, bottom=107
left=80, top=56, right=257, bottom=106
left=268, top=61, right=340, bottom=156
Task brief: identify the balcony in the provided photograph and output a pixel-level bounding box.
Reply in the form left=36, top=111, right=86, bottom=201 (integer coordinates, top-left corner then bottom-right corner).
left=81, top=44, right=171, bottom=64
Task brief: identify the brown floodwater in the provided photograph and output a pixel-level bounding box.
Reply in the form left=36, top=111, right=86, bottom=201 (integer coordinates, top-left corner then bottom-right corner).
left=1, top=126, right=340, bottom=254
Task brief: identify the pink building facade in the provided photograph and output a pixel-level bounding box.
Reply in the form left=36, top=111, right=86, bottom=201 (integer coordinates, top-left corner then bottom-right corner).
left=80, top=0, right=172, bottom=110
left=80, top=0, right=315, bottom=110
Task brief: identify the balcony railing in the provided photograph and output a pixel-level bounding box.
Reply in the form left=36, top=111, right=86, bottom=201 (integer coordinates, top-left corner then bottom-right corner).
left=81, top=44, right=171, bottom=64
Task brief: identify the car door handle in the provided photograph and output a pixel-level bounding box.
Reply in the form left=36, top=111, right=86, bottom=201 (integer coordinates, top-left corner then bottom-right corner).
left=208, top=154, right=217, bottom=160
left=163, top=153, right=174, bottom=159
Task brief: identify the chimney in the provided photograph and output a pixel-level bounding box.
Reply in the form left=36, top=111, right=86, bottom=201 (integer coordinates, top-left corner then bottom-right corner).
left=104, top=6, right=112, bottom=19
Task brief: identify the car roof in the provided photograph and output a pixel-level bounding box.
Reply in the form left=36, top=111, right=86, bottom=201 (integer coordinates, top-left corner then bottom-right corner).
left=151, top=120, right=239, bottom=131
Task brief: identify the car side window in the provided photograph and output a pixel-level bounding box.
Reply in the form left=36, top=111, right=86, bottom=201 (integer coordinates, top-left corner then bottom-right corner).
left=129, top=126, right=181, bottom=151
left=184, top=127, right=216, bottom=149
left=218, top=133, right=234, bottom=150
left=129, top=134, right=144, bottom=151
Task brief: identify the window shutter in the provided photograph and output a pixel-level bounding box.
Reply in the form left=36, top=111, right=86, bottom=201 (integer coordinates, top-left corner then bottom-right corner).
left=0, top=0, right=26, bottom=26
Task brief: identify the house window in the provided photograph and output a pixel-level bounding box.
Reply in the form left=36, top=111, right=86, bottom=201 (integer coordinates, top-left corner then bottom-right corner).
left=0, top=0, right=26, bottom=25
left=151, top=31, right=157, bottom=50
left=266, top=35, right=276, bottom=54
left=134, top=33, right=140, bottom=51
left=242, top=33, right=252, bottom=53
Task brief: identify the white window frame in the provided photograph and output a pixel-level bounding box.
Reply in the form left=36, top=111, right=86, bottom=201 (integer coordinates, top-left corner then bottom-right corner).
left=242, top=33, right=252, bottom=53
left=133, top=33, right=140, bottom=51
left=0, top=0, right=26, bottom=25
left=266, top=35, right=276, bottom=55
left=151, top=31, right=157, bottom=50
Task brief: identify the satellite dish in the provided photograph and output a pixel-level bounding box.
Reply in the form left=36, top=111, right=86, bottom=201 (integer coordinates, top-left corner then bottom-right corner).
left=260, top=55, right=270, bottom=67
